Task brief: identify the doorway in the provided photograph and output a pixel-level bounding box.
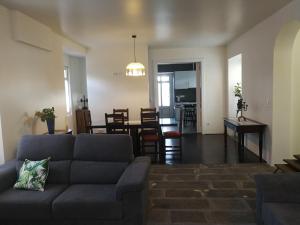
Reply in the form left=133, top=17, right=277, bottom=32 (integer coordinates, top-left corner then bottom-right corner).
left=272, top=21, right=300, bottom=164
left=64, top=54, right=88, bottom=132
left=156, top=62, right=202, bottom=134
left=157, top=73, right=174, bottom=118
left=228, top=54, right=242, bottom=118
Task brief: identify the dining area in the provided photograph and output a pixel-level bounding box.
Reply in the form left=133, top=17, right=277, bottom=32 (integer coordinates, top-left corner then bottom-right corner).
left=76, top=107, right=184, bottom=163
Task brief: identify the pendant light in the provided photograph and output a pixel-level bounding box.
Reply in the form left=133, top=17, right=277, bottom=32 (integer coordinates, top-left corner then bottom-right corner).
left=126, top=35, right=145, bottom=77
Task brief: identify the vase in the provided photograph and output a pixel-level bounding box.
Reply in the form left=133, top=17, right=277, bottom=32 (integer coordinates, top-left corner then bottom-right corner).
left=46, top=119, right=55, bottom=134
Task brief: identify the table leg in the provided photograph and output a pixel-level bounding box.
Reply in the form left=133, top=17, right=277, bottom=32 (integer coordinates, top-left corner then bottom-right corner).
left=130, top=127, right=140, bottom=157
left=238, top=132, right=243, bottom=162
left=259, top=131, right=263, bottom=162
left=224, top=125, right=228, bottom=162
left=241, top=133, right=245, bottom=161
left=159, top=126, right=165, bottom=164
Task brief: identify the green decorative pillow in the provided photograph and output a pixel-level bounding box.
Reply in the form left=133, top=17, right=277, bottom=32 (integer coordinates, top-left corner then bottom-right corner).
left=14, top=158, right=50, bottom=191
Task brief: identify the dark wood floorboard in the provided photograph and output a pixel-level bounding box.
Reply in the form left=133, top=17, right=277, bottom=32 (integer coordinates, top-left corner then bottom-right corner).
left=150, top=129, right=264, bottom=164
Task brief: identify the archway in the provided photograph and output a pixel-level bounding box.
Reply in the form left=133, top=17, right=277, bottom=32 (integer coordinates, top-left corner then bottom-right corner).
left=272, top=21, right=300, bottom=164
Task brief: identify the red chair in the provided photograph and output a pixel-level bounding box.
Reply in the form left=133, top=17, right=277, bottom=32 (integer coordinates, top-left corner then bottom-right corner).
left=162, top=109, right=183, bottom=159
left=140, top=112, right=160, bottom=158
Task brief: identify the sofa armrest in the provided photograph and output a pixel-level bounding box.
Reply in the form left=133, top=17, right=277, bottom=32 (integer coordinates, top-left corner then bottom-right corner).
left=255, top=173, right=300, bottom=225
left=0, top=160, right=17, bottom=192
left=116, top=157, right=150, bottom=200
left=255, top=173, right=300, bottom=203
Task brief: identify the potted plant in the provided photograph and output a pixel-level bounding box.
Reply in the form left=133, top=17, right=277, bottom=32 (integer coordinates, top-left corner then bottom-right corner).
left=234, top=83, right=248, bottom=121
left=35, top=107, right=56, bottom=134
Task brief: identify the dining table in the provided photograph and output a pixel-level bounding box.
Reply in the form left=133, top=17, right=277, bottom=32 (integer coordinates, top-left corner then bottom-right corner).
left=88, top=117, right=178, bottom=162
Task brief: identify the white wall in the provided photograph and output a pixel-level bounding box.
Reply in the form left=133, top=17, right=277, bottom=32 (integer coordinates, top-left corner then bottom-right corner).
left=149, top=47, right=226, bottom=134
left=174, top=71, right=197, bottom=89
left=227, top=54, right=242, bottom=118
left=0, top=5, right=86, bottom=161
left=87, top=44, right=149, bottom=124
left=227, top=0, right=300, bottom=164
left=0, top=115, right=4, bottom=164
left=290, top=30, right=300, bottom=157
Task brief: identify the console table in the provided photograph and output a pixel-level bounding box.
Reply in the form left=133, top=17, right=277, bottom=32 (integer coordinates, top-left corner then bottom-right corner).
left=224, top=118, right=267, bottom=162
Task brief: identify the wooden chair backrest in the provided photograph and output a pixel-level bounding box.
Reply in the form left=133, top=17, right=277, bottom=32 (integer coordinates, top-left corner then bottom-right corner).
left=141, top=112, right=160, bottom=134
left=141, top=108, right=156, bottom=114
left=105, top=113, right=128, bottom=134
left=113, top=108, right=129, bottom=121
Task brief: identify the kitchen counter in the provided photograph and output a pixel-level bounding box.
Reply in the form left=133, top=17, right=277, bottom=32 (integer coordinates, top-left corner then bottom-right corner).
left=175, top=102, right=197, bottom=106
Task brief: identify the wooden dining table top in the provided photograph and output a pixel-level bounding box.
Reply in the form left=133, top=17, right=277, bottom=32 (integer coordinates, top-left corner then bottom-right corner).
left=89, top=117, right=177, bottom=129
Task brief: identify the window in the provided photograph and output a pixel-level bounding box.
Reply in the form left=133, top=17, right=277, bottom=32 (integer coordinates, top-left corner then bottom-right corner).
left=64, top=66, right=72, bottom=114
left=157, top=75, right=170, bottom=107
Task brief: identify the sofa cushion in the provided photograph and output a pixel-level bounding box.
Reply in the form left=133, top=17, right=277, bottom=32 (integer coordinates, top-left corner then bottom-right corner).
left=14, top=158, right=50, bottom=191
left=71, top=161, right=128, bottom=184
left=17, top=135, right=75, bottom=161
left=17, top=135, right=75, bottom=184
left=262, top=203, right=300, bottom=225
left=16, top=161, right=71, bottom=184
left=0, top=184, right=67, bottom=220
left=71, top=134, right=133, bottom=184
left=74, top=134, right=133, bottom=162
left=52, top=184, right=122, bottom=220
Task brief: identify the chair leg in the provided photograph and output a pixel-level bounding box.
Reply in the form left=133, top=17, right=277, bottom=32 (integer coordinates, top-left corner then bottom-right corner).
left=179, top=137, right=182, bottom=159
left=154, top=142, right=158, bottom=160
left=141, top=140, right=145, bottom=156
left=164, top=137, right=183, bottom=161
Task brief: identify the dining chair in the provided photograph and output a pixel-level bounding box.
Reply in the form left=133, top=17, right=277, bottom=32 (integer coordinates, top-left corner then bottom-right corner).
left=140, top=112, right=160, bottom=158
left=162, top=109, right=183, bottom=160
left=105, top=113, right=129, bottom=134
left=113, top=108, right=129, bottom=122
left=184, top=104, right=196, bottom=126
left=141, top=107, right=156, bottom=114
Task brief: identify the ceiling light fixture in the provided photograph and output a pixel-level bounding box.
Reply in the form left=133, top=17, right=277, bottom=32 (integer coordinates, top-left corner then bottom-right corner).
left=126, top=35, right=145, bottom=77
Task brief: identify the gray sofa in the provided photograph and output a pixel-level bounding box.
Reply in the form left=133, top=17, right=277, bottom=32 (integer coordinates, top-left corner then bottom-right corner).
left=0, top=134, right=151, bottom=225
left=255, top=173, right=300, bottom=225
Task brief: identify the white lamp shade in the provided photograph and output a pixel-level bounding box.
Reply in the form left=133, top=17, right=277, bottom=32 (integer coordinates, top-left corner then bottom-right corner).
left=126, top=62, right=146, bottom=77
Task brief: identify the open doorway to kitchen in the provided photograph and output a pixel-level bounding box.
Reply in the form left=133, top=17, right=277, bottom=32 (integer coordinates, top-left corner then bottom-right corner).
left=156, top=62, right=202, bottom=134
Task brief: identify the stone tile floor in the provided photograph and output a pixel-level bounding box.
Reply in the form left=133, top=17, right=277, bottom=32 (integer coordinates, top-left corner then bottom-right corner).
left=147, top=163, right=274, bottom=225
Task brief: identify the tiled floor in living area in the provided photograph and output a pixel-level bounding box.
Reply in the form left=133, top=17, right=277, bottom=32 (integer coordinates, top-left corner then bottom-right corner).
left=147, top=163, right=274, bottom=225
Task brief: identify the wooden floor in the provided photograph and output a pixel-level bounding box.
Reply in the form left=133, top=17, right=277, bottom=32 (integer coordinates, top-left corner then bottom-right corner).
left=150, top=132, right=263, bottom=165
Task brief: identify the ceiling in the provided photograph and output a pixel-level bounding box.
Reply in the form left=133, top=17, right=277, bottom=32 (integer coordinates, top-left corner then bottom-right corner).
left=0, top=0, right=292, bottom=48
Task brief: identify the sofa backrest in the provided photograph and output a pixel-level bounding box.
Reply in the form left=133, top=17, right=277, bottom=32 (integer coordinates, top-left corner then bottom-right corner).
left=17, top=135, right=75, bottom=184
left=71, top=134, right=133, bottom=184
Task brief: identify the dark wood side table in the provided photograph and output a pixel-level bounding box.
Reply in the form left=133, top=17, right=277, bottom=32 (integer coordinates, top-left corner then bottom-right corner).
left=224, top=118, right=267, bottom=162
left=43, top=129, right=72, bottom=135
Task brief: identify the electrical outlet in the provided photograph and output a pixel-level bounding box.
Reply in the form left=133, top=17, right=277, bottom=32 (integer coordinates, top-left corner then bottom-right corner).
left=113, top=72, right=122, bottom=76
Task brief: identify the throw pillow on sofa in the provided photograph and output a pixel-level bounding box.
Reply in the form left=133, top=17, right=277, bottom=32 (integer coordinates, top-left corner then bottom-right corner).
left=14, top=157, right=50, bottom=191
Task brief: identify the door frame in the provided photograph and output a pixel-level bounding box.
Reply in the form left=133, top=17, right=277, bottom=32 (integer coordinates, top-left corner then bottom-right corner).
left=152, top=58, right=204, bottom=133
